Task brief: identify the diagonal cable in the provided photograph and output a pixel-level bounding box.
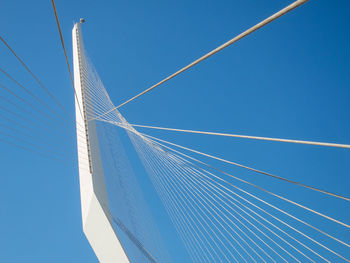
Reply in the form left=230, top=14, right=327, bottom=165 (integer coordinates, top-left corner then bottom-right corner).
left=50, top=0, right=84, bottom=119
left=129, top=123, right=350, bottom=149
left=90, top=0, right=310, bottom=121
left=0, top=35, right=82, bottom=126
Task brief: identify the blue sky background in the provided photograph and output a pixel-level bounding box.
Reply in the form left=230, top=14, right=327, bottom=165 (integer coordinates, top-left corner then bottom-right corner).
left=0, top=0, right=349, bottom=262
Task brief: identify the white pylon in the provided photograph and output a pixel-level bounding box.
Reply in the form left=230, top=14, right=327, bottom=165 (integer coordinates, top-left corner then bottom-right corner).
left=73, top=21, right=130, bottom=263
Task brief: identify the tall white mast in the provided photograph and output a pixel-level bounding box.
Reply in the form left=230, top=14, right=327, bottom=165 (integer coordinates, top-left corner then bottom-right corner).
left=72, top=21, right=130, bottom=263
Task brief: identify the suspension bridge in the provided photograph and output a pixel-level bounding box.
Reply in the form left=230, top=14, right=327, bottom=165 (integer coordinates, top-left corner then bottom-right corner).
left=1, top=0, right=349, bottom=262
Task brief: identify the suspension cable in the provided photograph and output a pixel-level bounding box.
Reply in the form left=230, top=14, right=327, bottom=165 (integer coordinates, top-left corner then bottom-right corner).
left=111, top=121, right=350, bottom=202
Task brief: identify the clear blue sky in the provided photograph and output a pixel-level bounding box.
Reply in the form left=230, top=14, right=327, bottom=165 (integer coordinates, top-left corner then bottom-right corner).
left=0, top=0, right=349, bottom=262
